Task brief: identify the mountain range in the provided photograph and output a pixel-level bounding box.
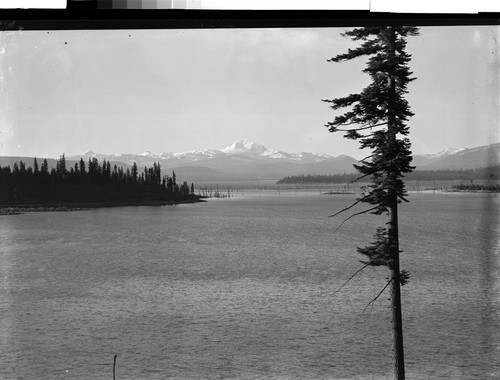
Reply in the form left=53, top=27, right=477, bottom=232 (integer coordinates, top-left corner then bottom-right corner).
left=1, top=140, right=499, bottom=182
left=72, top=140, right=500, bottom=181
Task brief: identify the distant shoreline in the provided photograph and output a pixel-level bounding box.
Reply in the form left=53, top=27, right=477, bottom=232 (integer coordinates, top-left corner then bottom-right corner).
left=0, top=199, right=206, bottom=215
left=444, top=189, right=500, bottom=193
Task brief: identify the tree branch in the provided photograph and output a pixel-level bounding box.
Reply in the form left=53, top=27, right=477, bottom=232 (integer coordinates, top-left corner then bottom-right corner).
left=328, top=120, right=371, bottom=128
left=333, top=206, right=379, bottom=233
left=351, top=171, right=376, bottom=184
left=398, top=194, right=410, bottom=202
left=363, top=276, right=394, bottom=313
left=358, top=153, right=376, bottom=163
left=331, top=252, right=388, bottom=296
left=328, top=194, right=371, bottom=218
left=336, top=122, right=388, bottom=132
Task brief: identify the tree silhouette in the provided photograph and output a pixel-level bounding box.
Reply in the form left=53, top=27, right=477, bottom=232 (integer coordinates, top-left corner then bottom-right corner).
left=131, top=162, right=138, bottom=183
left=166, top=175, right=174, bottom=193
left=323, top=26, right=419, bottom=380
left=56, top=154, right=67, bottom=177
left=33, top=157, right=39, bottom=175
left=79, top=158, right=86, bottom=175
left=41, top=159, right=49, bottom=176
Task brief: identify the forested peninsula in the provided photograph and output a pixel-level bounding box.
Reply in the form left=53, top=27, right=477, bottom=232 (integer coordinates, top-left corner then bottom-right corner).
left=0, top=154, right=202, bottom=213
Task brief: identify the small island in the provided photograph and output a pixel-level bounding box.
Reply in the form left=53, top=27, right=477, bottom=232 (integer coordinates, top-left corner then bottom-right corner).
left=0, top=154, right=203, bottom=214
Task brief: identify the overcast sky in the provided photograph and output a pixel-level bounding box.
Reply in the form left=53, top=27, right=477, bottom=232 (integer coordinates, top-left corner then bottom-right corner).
left=1, top=25, right=498, bottom=159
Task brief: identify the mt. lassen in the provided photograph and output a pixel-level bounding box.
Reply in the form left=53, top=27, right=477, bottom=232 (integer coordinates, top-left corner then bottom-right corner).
left=220, top=140, right=268, bottom=154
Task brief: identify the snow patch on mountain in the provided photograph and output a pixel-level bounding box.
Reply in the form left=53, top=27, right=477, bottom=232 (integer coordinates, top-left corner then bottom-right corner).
left=261, top=149, right=290, bottom=159
left=173, top=149, right=222, bottom=161
left=160, top=152, right=175, bottom=159
left=221, top=139, right=268, bottom=154
left=218, top=140, right=337, bottom=162
left=429, top=147, right=466, bottom=158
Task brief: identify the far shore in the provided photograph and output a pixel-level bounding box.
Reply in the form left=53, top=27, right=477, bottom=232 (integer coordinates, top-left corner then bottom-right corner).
left=0, top=199, right=206, bottom=215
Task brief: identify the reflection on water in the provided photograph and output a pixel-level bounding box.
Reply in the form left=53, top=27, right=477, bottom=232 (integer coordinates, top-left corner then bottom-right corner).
left=0, top=193, right=498, bottom=379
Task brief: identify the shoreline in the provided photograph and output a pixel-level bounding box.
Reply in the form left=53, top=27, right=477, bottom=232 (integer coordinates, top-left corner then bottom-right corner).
left=0, top=198, right=206, bottom=215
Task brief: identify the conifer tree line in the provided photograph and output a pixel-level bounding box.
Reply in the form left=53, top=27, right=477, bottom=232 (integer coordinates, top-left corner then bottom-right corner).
left=0, top=154, right=196, bottom=205
left=277, top=166, right=500, bottom=184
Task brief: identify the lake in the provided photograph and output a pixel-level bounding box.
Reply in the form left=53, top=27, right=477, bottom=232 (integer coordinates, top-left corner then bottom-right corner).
left=0, top=192, right=498, bottom=379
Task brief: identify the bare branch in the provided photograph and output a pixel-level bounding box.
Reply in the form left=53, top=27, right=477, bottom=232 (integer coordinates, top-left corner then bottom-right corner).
left=331, top=252, right=388, bottom=296
left=363, top=276, right=394, bottom=313
left=336, top=122, right=388, bottom=132
left=334, top=121, right=371, bottom=128
left=333, top=206, right=379, bottom=233
left=328, top=194, right=371, bottom=218
left=351, top=172, right=376, bottom=184
left=357, top=153, right=376, bottom=164
left=398, top=194, right=410, bottom=202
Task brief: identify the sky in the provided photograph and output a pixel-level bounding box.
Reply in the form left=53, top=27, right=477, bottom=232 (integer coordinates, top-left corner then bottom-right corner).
left=0, top=25, right=499, bottom=159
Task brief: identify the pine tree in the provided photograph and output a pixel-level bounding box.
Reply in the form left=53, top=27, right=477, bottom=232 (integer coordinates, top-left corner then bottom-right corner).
left=79, top=158, right=86, bottom=174
left=166, top=176, right=173, bottom=193
left=323, top=26, right=419, bottom=380
left=131, top=162, right=138, bottom=183
left=33, top=157, right=39, bottom=174
left=57, top=154, right=67, bottom=177
left=179, top=181, right=190, bottom=197
left=112, top=165, right=118, bottom=183
left=154, top=162, right=161, bottom=185
left=19, top=160, right=26, bottom=174
left=41, top=159, right=49, bottom=176
left=172, top=171, right=177, bottom=191
left=89, top=158, right=99, bottom=177
left=105, top=161, right=112, bottom=182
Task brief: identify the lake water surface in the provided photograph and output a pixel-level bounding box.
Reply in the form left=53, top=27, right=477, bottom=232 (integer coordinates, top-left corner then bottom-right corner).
left=0, top=192, right=499, bottom=379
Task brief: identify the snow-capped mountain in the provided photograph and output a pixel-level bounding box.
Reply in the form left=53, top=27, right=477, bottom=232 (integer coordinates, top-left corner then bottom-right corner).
left=218, top=140, right=339, bottom=163
left=412, top=143, right=499, bottom=170
left=420, top=147, right=466, bottom=158
left=61, top=140, right=499, bottom=182
left=82, top=149, right=96, bottom=157
left=436, top=147, right=466, bottom=157
left=173, top=149, right=224, bottom=161
left=220, top=139, right=268, bottom=154
left=66, top=140, right=356, bottom=181
left=74, top=140, right=338, bottom=165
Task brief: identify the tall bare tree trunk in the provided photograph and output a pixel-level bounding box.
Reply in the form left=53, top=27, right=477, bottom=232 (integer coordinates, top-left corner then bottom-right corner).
left=389, top=200, right=405, bottom=379
left=388, top=26, right=405, bottom=380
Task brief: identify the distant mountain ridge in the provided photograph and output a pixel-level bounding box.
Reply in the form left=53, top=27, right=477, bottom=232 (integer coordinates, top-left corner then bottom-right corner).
left=1, top=140, right=498, bottom=182
left=76, top=139, right=337, bottom=164
left=73, top=140, right=500, bottom=181
left=412, top=143, right=499, bottom=170
left=65, top=139, right=356, bottom=181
